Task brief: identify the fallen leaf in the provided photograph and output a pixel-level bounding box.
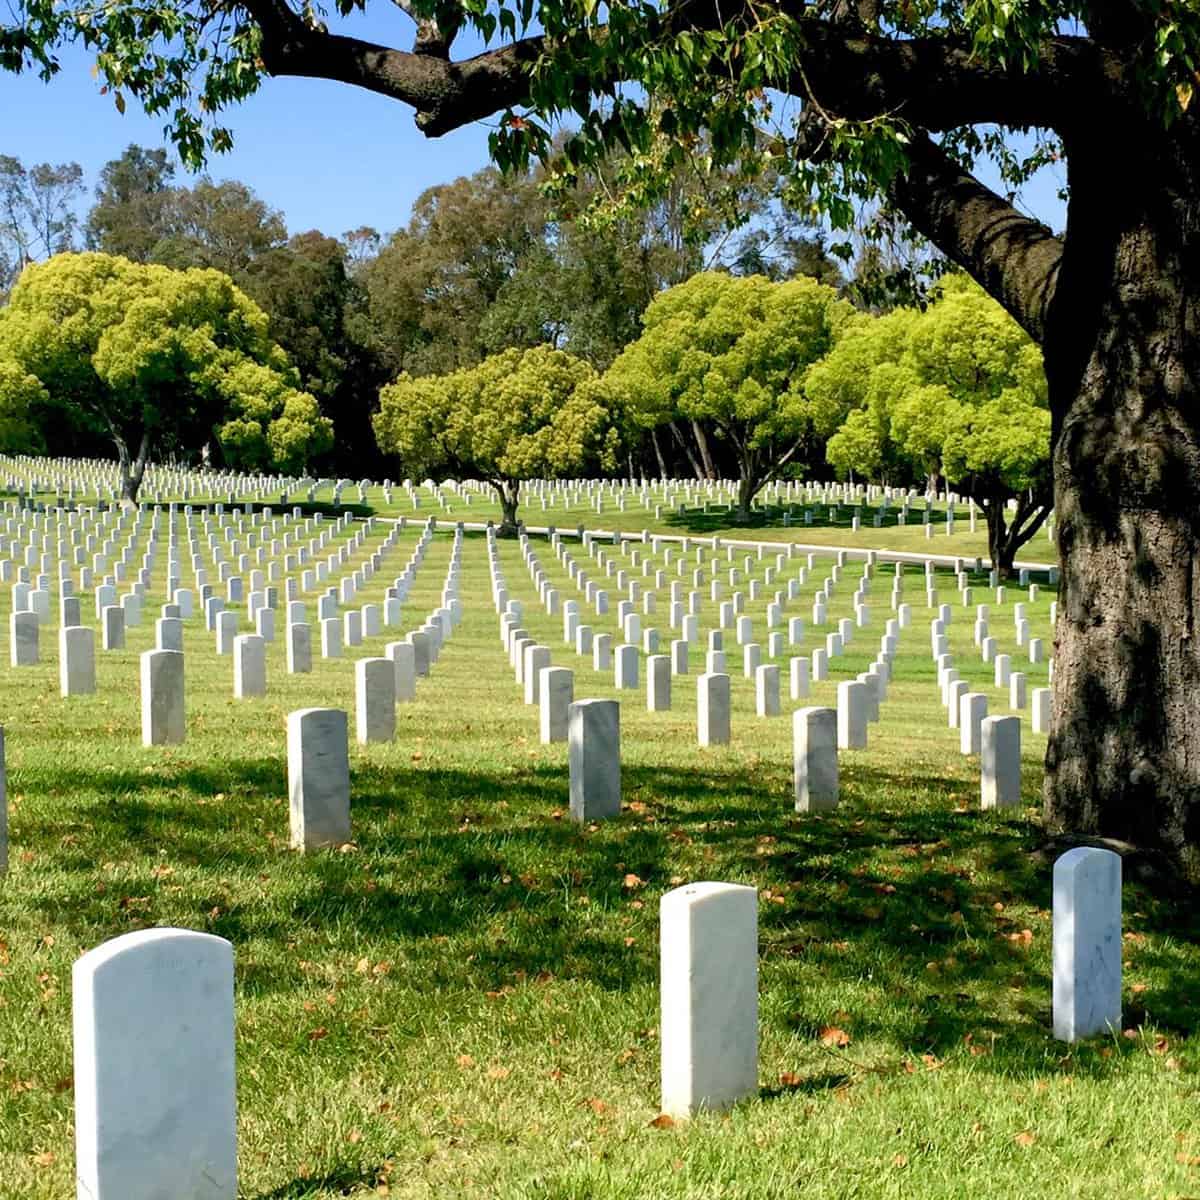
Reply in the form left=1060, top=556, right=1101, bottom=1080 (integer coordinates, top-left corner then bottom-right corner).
left=649, top=1114, right=676, bottom=1129
left=819, top=1026, right=851, bottom=1048
left=1014, top=1131, right=1036, bottom=1147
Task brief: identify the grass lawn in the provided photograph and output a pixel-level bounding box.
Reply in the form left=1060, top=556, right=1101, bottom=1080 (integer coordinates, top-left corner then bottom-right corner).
left=0, top=461, right=1057, bottom=567
left=0, top=512, right=1194, bottom=1200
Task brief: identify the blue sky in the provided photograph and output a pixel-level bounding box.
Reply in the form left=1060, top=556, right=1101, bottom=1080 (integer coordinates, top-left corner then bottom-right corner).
left=0, top=16, right=1068, bottom=241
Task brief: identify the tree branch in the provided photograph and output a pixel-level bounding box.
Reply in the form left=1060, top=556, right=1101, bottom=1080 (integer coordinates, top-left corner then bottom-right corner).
left=390, top=0, right=462, bottom=58
left=241, top=0, right=548, bottom=135
left=240, top=0, right=1115, bottom=142
left=789, top=25, right=1119, bottom=135
left=888, top=134, right=1063, bottom=344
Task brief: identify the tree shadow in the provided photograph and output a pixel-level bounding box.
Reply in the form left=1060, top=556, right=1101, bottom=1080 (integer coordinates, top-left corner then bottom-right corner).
left=13, top=753, right=1200, bottom=1080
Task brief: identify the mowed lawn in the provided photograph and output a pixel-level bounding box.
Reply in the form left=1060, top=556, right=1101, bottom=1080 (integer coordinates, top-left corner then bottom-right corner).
left=0, top=463, right=1057, bottom=566
left=0, top=516, right=1196, bottom=1199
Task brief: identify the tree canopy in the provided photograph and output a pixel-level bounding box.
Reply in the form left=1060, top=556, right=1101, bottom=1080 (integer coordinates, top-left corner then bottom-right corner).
left=819, top=276, right=1050, bottom=570
left=608, top=270, right=850, bottom=517
left=0, top=252, right=332, bottom=498
left=374, top=345, right=622, bottom=532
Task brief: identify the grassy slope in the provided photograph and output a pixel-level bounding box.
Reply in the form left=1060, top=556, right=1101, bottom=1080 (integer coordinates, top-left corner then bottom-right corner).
left=0, top=512, right=1194, bottom=1200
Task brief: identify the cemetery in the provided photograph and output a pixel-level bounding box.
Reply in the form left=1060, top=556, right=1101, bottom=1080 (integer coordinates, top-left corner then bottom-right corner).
left=0, top=459, right=1193, bottom=1198
left=2, top=2, right=1199, bottom=1192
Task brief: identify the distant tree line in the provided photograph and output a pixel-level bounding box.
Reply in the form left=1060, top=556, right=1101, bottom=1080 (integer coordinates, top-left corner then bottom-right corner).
left=0, top=144, right=881, bottom=479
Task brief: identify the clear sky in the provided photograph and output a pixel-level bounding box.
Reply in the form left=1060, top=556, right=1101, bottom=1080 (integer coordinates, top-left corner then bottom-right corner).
left=0, top=16, right=1068, bottom=241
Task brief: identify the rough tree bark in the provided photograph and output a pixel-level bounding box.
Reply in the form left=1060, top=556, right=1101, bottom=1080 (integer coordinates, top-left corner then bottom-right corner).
left=1041, top=109, right=1200, bottom=878
left=492, top=480, right=522, bottom=537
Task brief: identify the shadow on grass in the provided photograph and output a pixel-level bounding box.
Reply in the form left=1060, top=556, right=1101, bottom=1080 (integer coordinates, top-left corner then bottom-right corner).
left=15, top=755, right=1200, bottom=1078
left=658, top=506, right=932, bottom=537
left=255, top=1164, right=385, bottom=1198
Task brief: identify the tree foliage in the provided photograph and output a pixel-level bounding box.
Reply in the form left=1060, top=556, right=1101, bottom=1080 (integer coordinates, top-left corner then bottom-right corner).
left=374, top=345, right=622, bottom=531
left=608, top=270, right=850, bottom=517
left=820, top=275, right=1050, bottom=570
left=0, top=155, right=83, bottom=292
left=0, top=252, right=331, bottom=497
left=6, top=0, right=1200, bottom=863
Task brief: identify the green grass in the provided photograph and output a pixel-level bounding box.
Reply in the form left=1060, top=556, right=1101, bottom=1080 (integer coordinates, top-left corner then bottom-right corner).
left=0, top=461, right=1056, bottom=566
left=0, top=513, right=1194, bottom=1200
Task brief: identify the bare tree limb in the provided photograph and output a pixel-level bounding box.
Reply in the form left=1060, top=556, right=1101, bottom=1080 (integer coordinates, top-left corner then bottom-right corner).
left=389, top=0, right=462, bottom=58
left=888, top=134, right=1063, bottom=344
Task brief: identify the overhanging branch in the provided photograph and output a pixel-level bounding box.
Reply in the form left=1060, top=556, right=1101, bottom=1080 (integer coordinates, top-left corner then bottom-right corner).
left=888, top=134, right=1063, bottom=344
left=239, top=0, right=1114, bottom=142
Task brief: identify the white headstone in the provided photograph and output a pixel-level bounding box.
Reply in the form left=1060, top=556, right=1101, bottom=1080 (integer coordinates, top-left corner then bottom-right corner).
left=288, top=708, right=350, bottom=849
left=141, top=649, right=184, bottom=745
left=794, top=707, right=838, bottom=812
left=660, top=882, right=757, bottom=1118
left=1052, top=847, right=1122, bottom=1042
left=836, top=680, right=868, bottom=749
left=568, top=699, right=620, bottom=821
left=980, top=714, right=1021, bottom=808
left=539, top=666, right=574, bottom=743
left=60, top=624, right=96, bottom=695
left=73, top=928, right=236, bottom=1200
left=355, top=657, right=395, bottom=743
left=697, top=672, right=731, bottom=747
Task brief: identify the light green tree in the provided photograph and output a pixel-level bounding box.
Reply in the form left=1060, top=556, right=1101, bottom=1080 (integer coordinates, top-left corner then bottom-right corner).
left=825, top=408, right=883, bottom=482
left=801, top=309, right=916, bottom=454
left=0, top=252, right=332, bottom=499
left=608, top=271, right=851, bottom=521
left=374, top=345, right=622, bottom=534
left=0, top=359, right=44, bottom=452
left=819, top=276, right=1050, bottom=573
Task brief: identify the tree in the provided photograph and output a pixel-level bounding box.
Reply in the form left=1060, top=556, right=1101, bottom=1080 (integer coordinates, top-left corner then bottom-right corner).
left=609, top=271, right=850, bottom=520
left=801, top=307, right=915, bottom=470
left=0, top=360, right=44, bottom=452
left=360, top=168, right=546, bottom=376
left=84, top=145, right=177, bottom=262
left=151, top=179, right=287, bottom=277
left=374, top=345, right=622, bottom=534
left=241, top=230, right=385, bottom=473
left=0, top=156, right=83, bottom=290
left=7, top=3, right=1200, bottom=870
left=898, top=277, right=1051, bottom=572
left=0, top=253, right=332, bottom=500
left=815, top=278, right=1051, bottom=572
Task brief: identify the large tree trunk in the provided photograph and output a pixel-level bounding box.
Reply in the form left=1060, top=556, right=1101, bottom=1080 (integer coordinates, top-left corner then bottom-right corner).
left=735, top=468, right=760, bottom=524
left=666, top=420, right=704, bottom=480
left=978, top=490, right=1050, bottom=579
left=1043, top=112, right=1200, bottom=879
left=650, top=427, right=668, bottom=479
left=494, top=481, right=521, bottom=538
left=114, top=429, right=151, bottom=507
